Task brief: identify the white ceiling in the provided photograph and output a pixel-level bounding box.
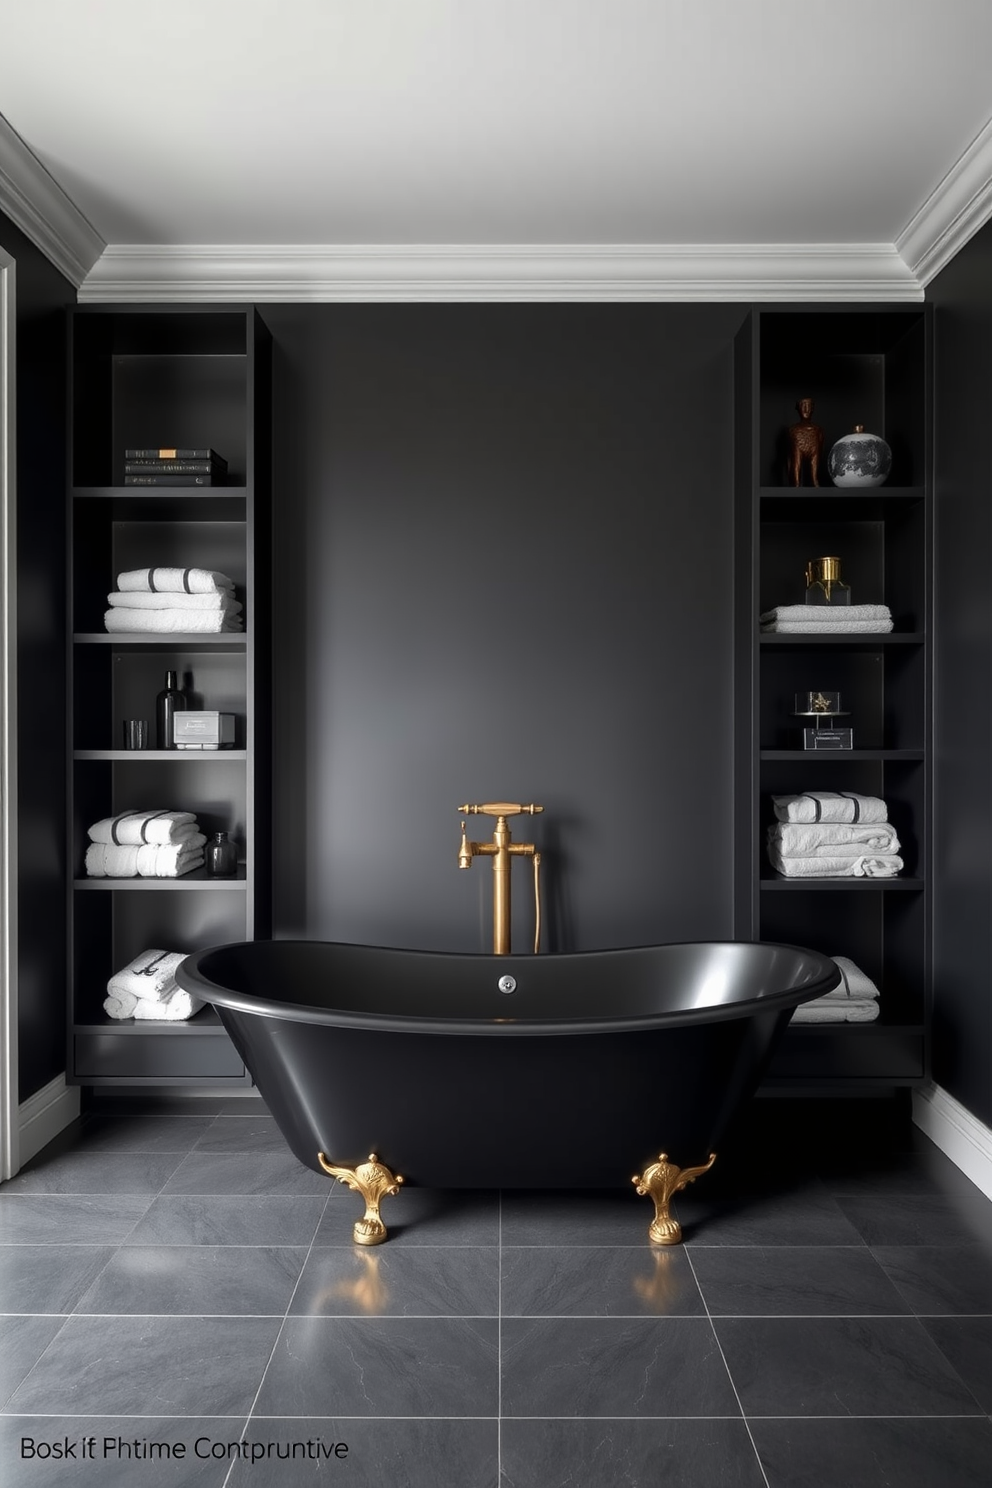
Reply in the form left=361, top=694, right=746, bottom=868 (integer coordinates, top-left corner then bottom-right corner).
left=1, top=0, right=992, bottom=299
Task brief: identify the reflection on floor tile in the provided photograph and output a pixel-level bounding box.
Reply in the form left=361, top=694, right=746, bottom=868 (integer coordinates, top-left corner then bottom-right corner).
left=289, top=1245, right=499, bottom=1317
left=500, top=1244, right=705, bottom=1317
left=1, top=1095, right=991, bottom=1488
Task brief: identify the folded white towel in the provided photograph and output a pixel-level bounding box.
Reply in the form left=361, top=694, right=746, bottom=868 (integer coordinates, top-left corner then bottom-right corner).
left=762, top=619, right=895, bottom=634
left=107, top=948, right=186, bottom=1001
left=116, top=567, right=235, bottom=595
left=791, top=999, right=880, bottom=1024
left=103, top=987, right=204, bottom=1021
left=773, top=792, right=888, bottom=825
left=768, top=848, right=903, bottom=878
left=104, top=607, right=243, bottom=633
left=85, top=840, right=205, bottom=878
left=88, top=811, right=197, bottom=846
left=768, top=822, right=901, bottom=856
left=761, top=603, right=892, bottom=625
left=132, top=988, right=204, bottom=1021
left=106, top=590, right=241, bottom=613
left=831, top=955, right=881, bottom=1000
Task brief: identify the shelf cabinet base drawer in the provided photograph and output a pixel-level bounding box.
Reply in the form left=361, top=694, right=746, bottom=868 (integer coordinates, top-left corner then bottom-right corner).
left=765, top=1029, right=925, bottom=1081
left=74, top=1033, right=246, bottom=1081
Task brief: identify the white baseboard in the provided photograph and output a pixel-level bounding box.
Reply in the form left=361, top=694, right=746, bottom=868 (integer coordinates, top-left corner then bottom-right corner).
left=913, top=1082, right=992, bottom=1201
left=17, top=1073, right=80, bottom=1170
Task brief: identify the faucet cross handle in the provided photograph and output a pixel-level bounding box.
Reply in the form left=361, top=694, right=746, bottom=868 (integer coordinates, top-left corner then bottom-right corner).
left=458, top=802, right=544, bottom=817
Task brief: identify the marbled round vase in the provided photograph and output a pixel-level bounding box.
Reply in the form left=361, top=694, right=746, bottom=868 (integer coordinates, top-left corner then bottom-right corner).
left=827, top=425, right=892, bottom=488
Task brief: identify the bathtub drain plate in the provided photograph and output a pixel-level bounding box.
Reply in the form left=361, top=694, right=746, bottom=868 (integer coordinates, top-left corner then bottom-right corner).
left=498, top=975, right=517, bottom=994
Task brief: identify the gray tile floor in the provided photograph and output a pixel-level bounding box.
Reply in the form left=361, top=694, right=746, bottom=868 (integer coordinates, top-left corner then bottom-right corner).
left=1, top=1095, right=991, bottom=1486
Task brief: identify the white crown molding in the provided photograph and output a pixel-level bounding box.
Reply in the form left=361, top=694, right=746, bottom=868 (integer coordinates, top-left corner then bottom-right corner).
left=0, top=113, right=105, bottom=288
left=913, top=1082, right=992, bottom=1202
left=78, top=241, right=923, bottom=304
left=898, top=112, right=992, bottom=287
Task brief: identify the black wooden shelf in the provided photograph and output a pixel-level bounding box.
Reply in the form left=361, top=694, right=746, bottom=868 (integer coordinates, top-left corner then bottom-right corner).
left=760, top=874, right=923, bottom=891
left=74, top=867, right=247, bottom=890
left=760, top=749, right=925, bottom=761
left=74, top=632, right=247, bottom=647
left=74, top=749, right=247, bottom=761
left=759, top=632, right=924, bottom=646
left=73, top=1011, right=227, bottom=1035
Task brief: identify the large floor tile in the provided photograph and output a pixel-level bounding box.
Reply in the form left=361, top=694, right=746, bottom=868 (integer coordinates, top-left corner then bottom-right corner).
left=0, top=1151, right=184, bottom=1195
left=78, top=1115, right=216, bottom=1153
left=500, top=1317, right=740, bottom=1418
left=227, top=1418, right=499, bottom=1487
left=289, top=1245, right=499, bottom=1317
left=920, top=1316, right=992, bottom=1413
left=123, top=1194, right=327, bottom=1247
left=73, top=1245, right=308, bottom=1317
left=715, top=1316, right=985, bottom=1417
left=0, top=1245, right=116, bottom=1314
left=5, top=1315, right=282, bottom=1417
left=160, top=1150, right=330, bottom=1196
left=0, top=1416, right=245, bottom=1487
left=678, top=1186, right=866, bottom=1247
left=193, top=1116, right=289, bottom=1154
left=872, top=1244, right=992, bottom=1314
left=0, top=1194, right=152, bottom=1245
left=0, top=1316, right=65, bottom=1409
left=500, top=1245, right=705, bottom=1317
left=749, top=1416, right=992, bottom=1488
left=313, top=1188, right=499, bottom=1247
left=499, top=1190, right=649, bottom=1247
left=500, top=1418, right=767, bottom=1488
left=690, top=1245, right=911, bottom=1316
left=254, top=1317, right=499, bottom=1417
left=836, top=1193, right=992, bottom=1248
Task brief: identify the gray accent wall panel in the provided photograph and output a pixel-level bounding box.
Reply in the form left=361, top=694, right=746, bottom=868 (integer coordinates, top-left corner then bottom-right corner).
left=0, top=209, right=73, bottom=1100
left=928, top=223, right=992, bottom=1126
left=268, top=304, right=744, bottom=953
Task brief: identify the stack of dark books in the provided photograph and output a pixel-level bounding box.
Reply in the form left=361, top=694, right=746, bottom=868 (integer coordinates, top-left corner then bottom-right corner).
left=123, top=448, right=228, bottom=487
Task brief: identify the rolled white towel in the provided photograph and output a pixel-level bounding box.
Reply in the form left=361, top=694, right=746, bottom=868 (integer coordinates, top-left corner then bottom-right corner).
left=773, top=792, right=888, bottom=825
left=107, top=949, right=186, bottom=1002
left=791, top=999, right=880, bottom=1024
left=88, top=811, right=197, bottom=846
left=768, top=822, right=901, bottom=856
left=106, top=590, right=241, bottom=612
left=103, top=990, right=138, bottom=1020
left=768, top=849, right=903, bottom=878
left=116, top=567, right=235, bottom=595
left=132, top=988, right=204, bottom=1021
left=85, top=839, right=206, bottom=878
left=104, top=607, right=243, bottom=634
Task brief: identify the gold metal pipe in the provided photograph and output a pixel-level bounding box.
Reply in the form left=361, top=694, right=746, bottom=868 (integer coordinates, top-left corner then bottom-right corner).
left=456, top=804, right=543, bottom=955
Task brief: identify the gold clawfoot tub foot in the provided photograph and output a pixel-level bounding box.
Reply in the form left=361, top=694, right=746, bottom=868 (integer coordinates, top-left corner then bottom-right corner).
left=317, top=1151, right=404, bottom=1245
left=632, top=1152, right=717, bottom=1245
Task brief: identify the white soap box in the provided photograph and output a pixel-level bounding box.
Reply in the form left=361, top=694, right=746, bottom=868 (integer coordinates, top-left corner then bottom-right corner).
left=173, top=712, right=236, bottom=749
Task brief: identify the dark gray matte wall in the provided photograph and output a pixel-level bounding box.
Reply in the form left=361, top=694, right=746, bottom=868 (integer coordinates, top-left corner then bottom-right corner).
left=0, top=210, right=72, bottom=1101
left=928, top=224, right=992, bottom=1126
left=267, top=304, right=745, bottom=953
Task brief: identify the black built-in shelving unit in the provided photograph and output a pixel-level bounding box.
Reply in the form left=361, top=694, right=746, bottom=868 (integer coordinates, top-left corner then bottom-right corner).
left=736, top=307, right=932, bottom=1091
left=66, top=307, right=271, bottom=1085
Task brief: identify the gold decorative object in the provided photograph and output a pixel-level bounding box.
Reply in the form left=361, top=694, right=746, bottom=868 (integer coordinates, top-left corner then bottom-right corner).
left=317, top=1151, right=404, bottom=1246
left=787, top=396, right=825, bottom=487
left=632, top=1151, right=717, bottom=1245
left=457, top=802, right=543, bottom=954
left=805, top=555, right=850, bottom=605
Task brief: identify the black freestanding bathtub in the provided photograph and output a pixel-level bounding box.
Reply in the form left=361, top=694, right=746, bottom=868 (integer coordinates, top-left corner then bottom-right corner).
left=177, top=939, right=839, bottom=1244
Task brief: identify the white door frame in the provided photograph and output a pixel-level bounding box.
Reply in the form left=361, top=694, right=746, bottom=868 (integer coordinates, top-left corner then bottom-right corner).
left=0, top=244, right=17, bottom=1180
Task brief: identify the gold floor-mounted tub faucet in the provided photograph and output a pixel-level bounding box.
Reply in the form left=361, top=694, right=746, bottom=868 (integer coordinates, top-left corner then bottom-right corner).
left=457, top=803, right=543, bottom=954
